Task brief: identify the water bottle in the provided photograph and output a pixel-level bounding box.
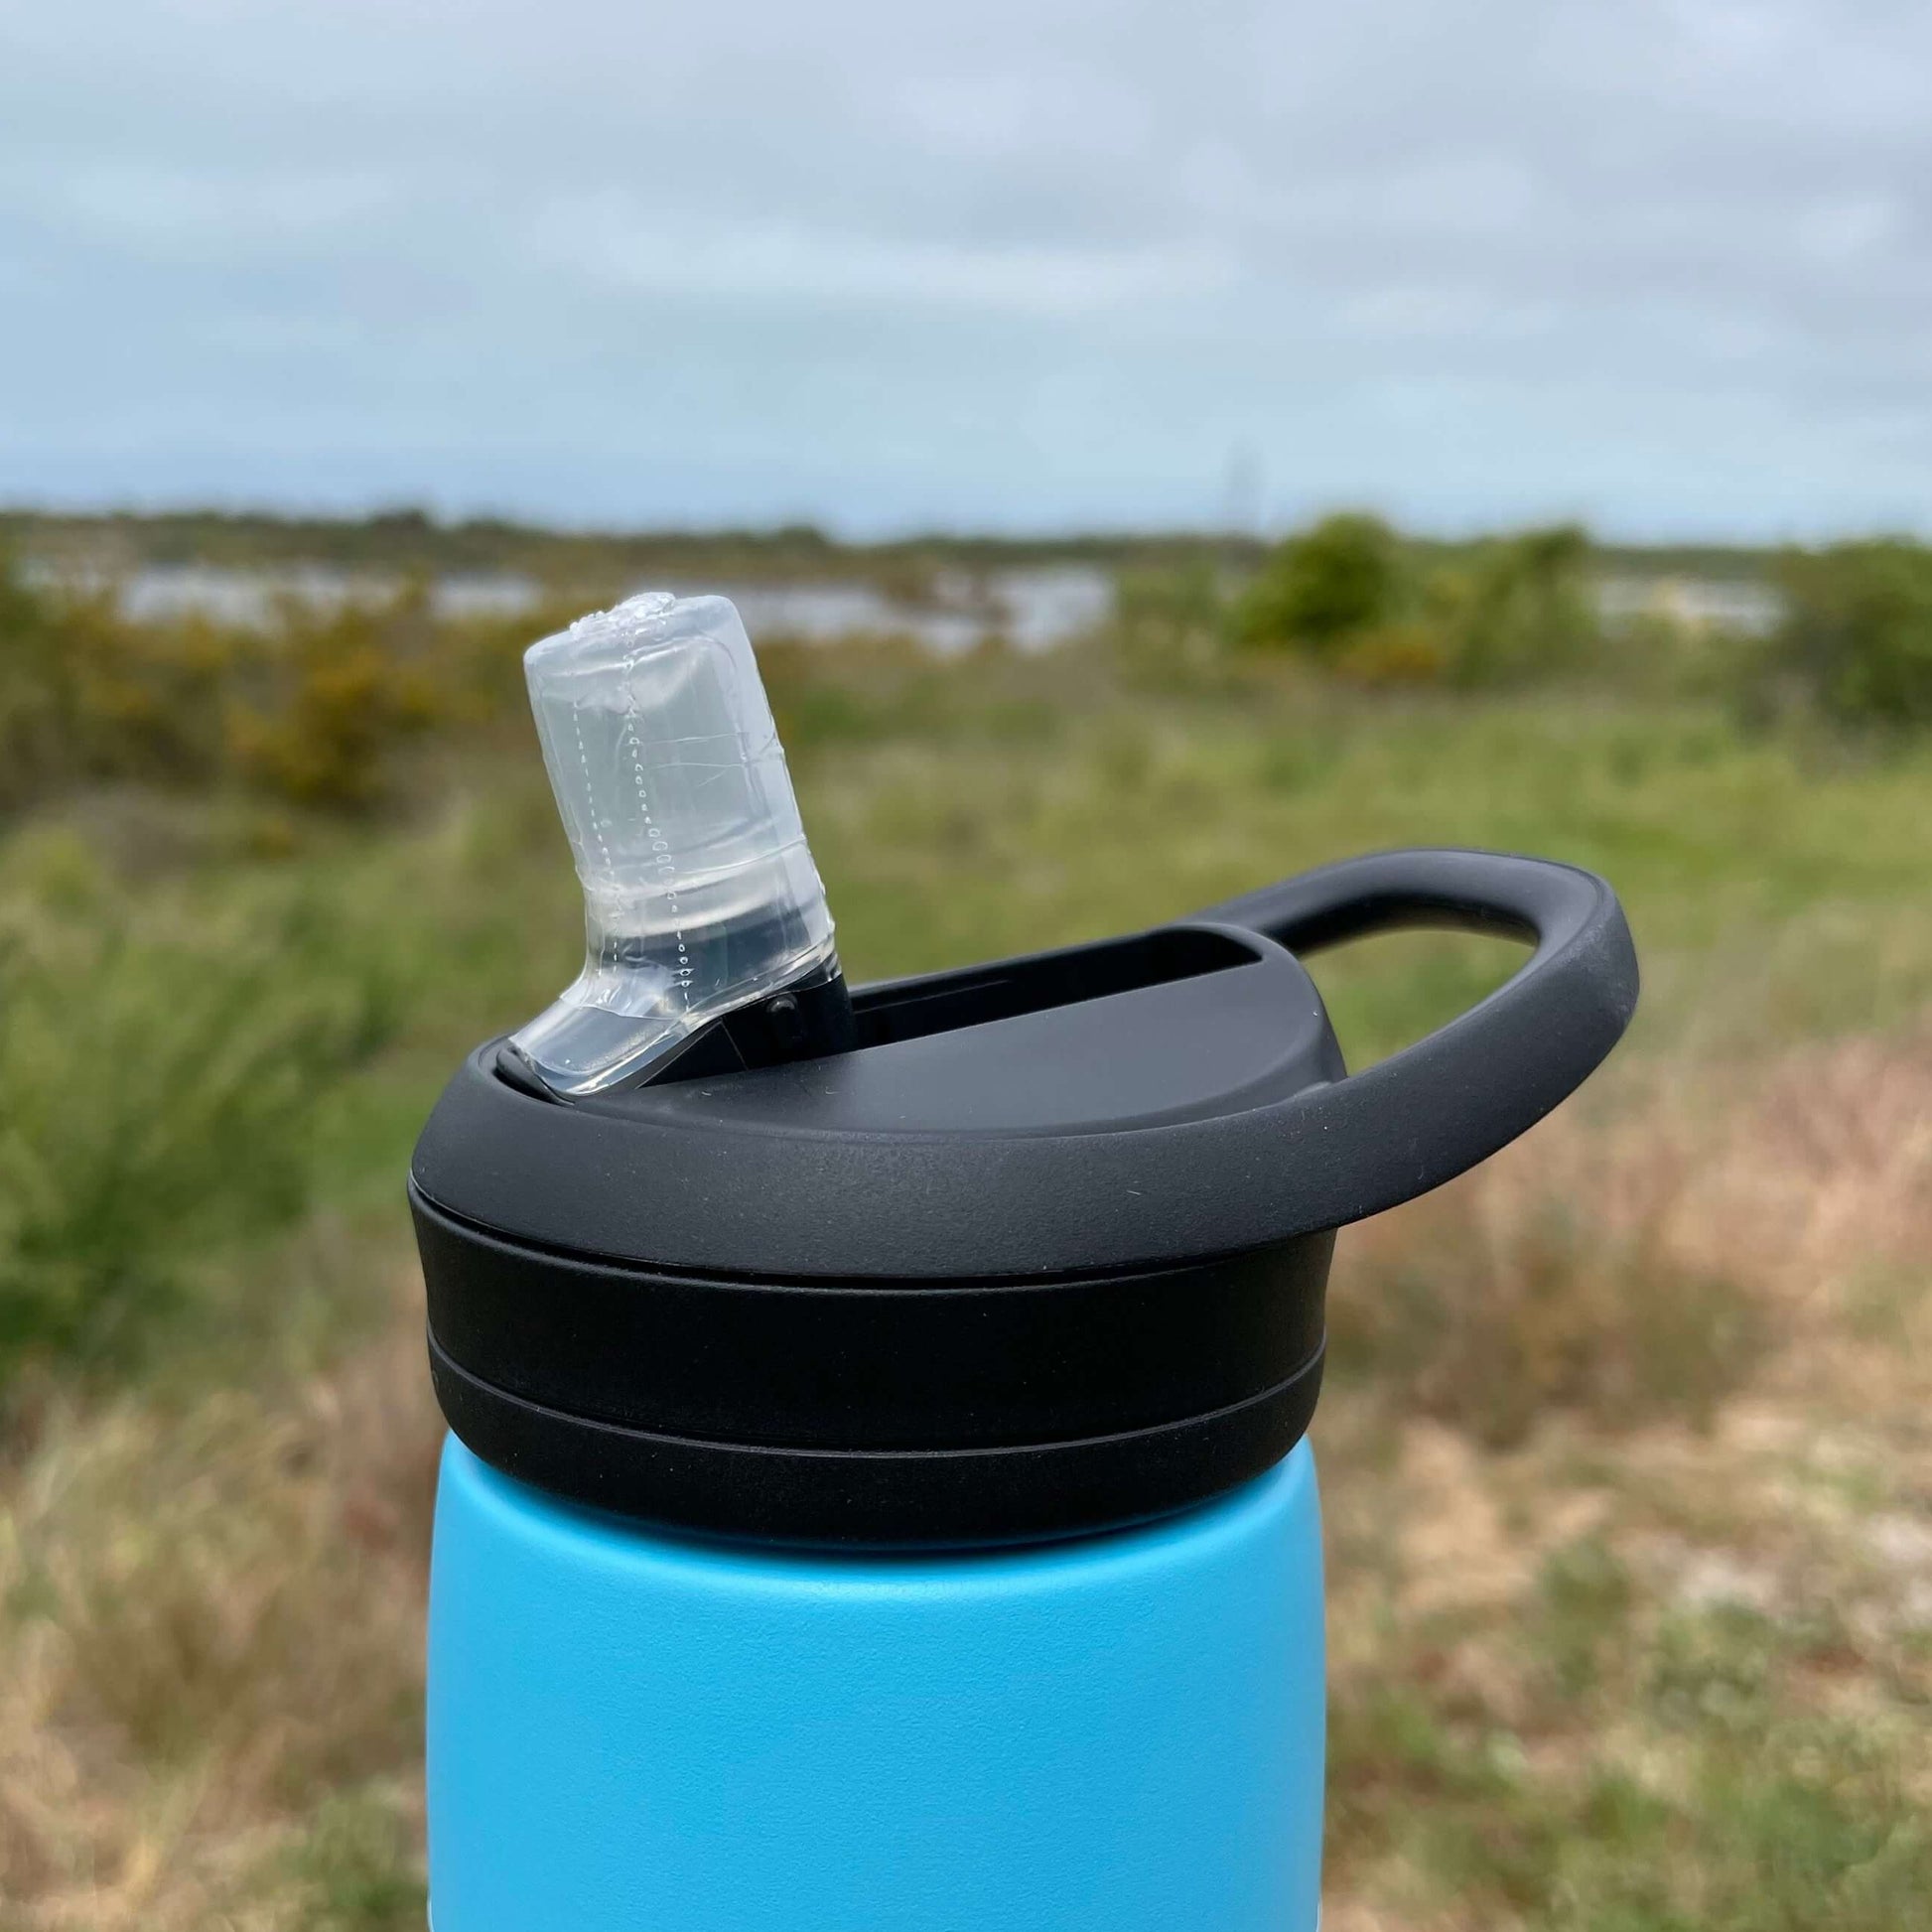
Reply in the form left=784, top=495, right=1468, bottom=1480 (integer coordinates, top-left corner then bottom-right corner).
left=410, top=591, right=1638, bottom=1932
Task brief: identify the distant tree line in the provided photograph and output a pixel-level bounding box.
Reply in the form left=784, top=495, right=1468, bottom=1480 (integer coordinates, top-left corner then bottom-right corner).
left=1230, top=512, right=1932, bottom=724
left=3, top=516, right=1930, bottom=832
left=3, top=503, right=1781, bottom=592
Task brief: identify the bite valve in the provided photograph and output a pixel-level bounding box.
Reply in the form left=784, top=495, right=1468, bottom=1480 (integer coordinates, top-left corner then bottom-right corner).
left=503, top=591, right=852, bottom=1097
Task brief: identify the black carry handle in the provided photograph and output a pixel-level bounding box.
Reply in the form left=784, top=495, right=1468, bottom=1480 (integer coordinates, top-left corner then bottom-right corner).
left=1195, top=848, right=1639, bottom=1229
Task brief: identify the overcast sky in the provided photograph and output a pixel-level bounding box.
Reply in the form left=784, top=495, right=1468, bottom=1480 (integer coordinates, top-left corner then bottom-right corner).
left=2, top=0, right=1928, bottom=538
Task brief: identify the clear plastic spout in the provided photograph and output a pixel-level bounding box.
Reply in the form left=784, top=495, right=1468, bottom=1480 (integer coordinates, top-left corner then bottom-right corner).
left=506, top=592, right=838, bottom=1095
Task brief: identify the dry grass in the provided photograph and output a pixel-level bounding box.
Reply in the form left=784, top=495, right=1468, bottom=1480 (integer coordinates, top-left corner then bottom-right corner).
left=1320, top=1025, right=1932, bottom=1929
left=1329, top=1027, right=1932, bottom=1443
left=0, top=1272, right=439, bottom=1931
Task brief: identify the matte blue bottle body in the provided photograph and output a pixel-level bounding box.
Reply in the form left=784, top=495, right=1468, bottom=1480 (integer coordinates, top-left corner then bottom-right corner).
left=427, top=1437, right=1325, bottom=1931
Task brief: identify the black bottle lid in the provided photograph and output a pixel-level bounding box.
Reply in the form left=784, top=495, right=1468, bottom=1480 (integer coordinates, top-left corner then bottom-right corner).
left=412, top=848, right=1637, bottom=1546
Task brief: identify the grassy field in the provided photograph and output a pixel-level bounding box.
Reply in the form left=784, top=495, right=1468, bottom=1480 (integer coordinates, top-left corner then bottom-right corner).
left=2, top=617, right=1930, bottom=1928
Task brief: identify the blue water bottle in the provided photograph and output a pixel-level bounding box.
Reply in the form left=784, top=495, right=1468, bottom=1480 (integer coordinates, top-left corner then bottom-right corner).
left=410, top=592, right=1637, bottom=1932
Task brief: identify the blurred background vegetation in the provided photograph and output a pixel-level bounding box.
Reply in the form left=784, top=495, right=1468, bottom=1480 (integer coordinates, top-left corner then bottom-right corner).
left=2, top=512, right=1930, bottom=1930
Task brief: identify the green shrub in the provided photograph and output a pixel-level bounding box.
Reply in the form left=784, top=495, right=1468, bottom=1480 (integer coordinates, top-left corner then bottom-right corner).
left=0, top=553, right=72, bottom=804
left=1428, top=524, right=1598, bottom=686
left=223, top=599, right=440, bottom=812
left=1233, top=516, right=1601, bottom=687
left=1777, top=538, right=1932, bottom=726
left=0, top=553, right=245, bottom=804
left=1330, top=619, right=1449, bottom=686
left=0, top=865, right=396, bottom=1384
left=0, top=552, right=547, bottom=821
left=1235, top=512, right=1409, bottom=656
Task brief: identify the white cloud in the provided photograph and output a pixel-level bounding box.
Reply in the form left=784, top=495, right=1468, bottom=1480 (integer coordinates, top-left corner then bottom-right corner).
left=0, top=0, right=1928, bottom=534
left=538, top=194, right=1235, bottom=318
left=49, top=163, right=392, bottom=256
